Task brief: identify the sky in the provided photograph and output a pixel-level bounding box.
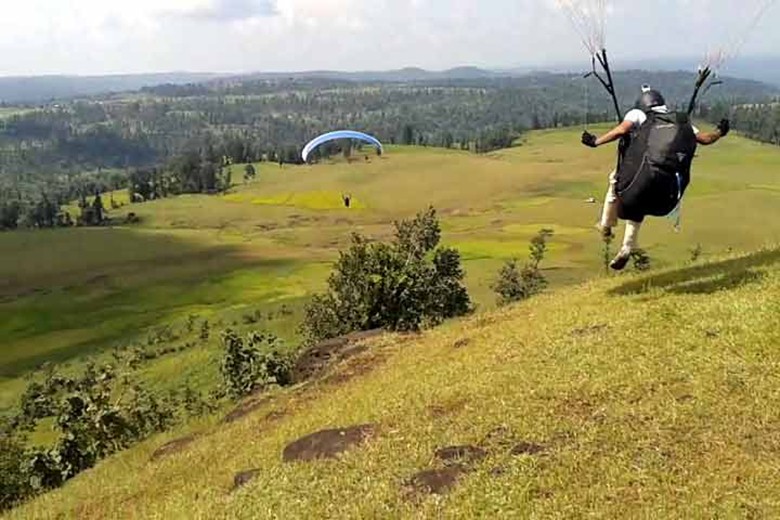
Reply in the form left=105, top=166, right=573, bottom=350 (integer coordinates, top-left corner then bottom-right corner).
left=0, top=0, right=778, bottom=76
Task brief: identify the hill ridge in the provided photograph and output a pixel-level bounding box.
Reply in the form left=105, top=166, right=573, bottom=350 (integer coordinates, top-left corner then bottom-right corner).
left=9, top=246, right=780, bottom=518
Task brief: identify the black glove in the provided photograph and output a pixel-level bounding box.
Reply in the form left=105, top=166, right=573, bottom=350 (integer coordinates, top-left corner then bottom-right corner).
left=717, top=119, right=730, bottom=137
left=581, top=131, right=598, bottom=148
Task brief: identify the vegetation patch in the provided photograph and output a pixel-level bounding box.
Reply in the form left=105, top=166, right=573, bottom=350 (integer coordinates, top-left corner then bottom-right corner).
left=493, top=228, right=554, bottom=305
left=219, top=329, right=294, bottom=400
left=303, top=207, right=471, bottom=342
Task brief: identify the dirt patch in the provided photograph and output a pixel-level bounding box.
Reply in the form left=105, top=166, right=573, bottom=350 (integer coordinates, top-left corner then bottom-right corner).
left=510, top=442, right=546, bottom=456
left=570, top=323, right=609, bottom=337
left=252, top=409, right=290, bottom=436
left=556, top=393, right=606, bottom=424
left=405, top=443, right=487, bottom=497
left=232, top=469, right=260, bottom=491
left=321, top=352, right=388, bottom=386
left=480, top=425, right=517, bottom=449
left=150, top=435, right=196, bottom=461
left=405, top=466, right=466, bottom=496
left=222, top=396, right=271, bottom=424
left=292, top=330, right=384, bottom=383
left=282, top=424, right=376, bottom=462
left=452, top=338, right=471, bottom=349
left=427, top=398, right=468, bottom=419
left=265, top=409, right=287, bottom=422
left=434, top=445, right=487, bottom=466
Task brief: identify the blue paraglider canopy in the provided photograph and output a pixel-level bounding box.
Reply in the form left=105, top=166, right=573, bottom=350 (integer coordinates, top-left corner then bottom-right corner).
left=301, top=130, right=383, bottom=163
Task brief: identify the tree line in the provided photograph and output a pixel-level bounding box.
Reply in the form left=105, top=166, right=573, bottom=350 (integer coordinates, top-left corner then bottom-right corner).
left=704, top=100, right=780, bottom=145
left=0, top=71, right=776, bottom=231
left=3, top=71, right=773, bottom=180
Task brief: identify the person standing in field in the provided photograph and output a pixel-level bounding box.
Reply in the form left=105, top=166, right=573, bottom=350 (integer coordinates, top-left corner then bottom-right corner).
left=581, top=86, right=730, bottom=270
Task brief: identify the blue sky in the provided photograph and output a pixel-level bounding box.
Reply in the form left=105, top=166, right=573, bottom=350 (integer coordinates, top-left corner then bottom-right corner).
left=0, top=0, right=777, bottom=75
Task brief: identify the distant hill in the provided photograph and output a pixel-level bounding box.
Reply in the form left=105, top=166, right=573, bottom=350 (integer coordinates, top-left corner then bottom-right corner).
left=612, top=56, right=780, bottom=87
left=227, top=58, right=780, bottom=86
left=0, top=73, right=223, bottom=104
left=0, top=68, right=776, bottom=189
left=2, top=58, right=779, bottom=104
left=0, top=68, right=507, bottom=103
left=229, top=66, right=504, bottom=83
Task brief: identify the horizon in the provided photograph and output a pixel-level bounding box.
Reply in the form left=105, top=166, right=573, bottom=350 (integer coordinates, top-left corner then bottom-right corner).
left=1, top=53, right=780, bottom=80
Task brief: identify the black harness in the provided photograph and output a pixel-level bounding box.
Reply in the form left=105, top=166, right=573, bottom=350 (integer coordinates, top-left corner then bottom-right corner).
left=616, top=111, right=698, bottom=222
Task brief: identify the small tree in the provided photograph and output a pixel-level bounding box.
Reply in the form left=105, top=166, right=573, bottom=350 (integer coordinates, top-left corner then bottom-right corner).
left=303, top=207, right=471, bottom=342
left=244, top=164, right=257, bottom=181
left=528, top=228, right=554, bottom=270
left=401, top=124, right=415, bottom=145
left=8, top=362, right=178, bottom=499
left=0, top=198, right=21, bottom=230
left=493, top=229, right=554, bottom=306
left=630, top=249, right=651, bottom=272
left=199, top=320, right=210, bottom=341
left=220, top=330, right=293, bottom=400
left=0, top=434, right=33, bottom=511
left=92, top=193, right=105, bottom=223
left=689, top=243, right=703, bottom=263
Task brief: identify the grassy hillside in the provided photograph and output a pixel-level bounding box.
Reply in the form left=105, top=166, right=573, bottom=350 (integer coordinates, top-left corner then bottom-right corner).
left=7, top=247, right=780, bottom=518
left=2, top=126, right=780, bottom=414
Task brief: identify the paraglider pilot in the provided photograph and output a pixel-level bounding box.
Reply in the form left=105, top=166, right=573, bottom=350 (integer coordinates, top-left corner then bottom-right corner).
left=581, top=86, right=730, bottom=270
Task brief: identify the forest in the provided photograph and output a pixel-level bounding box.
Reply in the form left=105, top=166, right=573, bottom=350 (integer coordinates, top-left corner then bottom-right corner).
left=0, top=70, right=777, bottom=230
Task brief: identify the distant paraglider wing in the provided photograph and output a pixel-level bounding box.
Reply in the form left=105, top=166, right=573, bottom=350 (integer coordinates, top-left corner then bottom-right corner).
left=301, top=130, right=383, bottom=163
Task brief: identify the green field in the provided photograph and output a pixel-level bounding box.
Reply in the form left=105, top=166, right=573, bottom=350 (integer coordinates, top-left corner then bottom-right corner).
left=3, top=126, right=780, bottom=413
left=2, top=125, right=780, bottom=516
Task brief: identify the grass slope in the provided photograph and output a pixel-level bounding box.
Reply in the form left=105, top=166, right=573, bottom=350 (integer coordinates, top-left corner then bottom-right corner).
left=2, top=126, right=779, bottom=411
left=8, top=248, right=780, bottom=518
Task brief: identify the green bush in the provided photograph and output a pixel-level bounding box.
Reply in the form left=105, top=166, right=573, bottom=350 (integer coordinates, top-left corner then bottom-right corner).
left=220, top=330, right=294, bottom=400
left=302, top=207, right=471, bottom=342
left=0, top=433, right=33, bottom=511
left=2, top=356, right=205, bottom=510
left=494, top=228, right=554, bottom=306
left=199, top=319, right=210, bottom=341
left=630, top=249, right=652, bottom=272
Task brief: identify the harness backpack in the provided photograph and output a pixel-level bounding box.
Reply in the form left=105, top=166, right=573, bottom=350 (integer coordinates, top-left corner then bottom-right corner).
left=616, top=111, right=698, bottom=222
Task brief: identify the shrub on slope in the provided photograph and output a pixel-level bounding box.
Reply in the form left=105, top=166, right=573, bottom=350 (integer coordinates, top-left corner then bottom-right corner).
left=303, top=207, right=471, bottom=342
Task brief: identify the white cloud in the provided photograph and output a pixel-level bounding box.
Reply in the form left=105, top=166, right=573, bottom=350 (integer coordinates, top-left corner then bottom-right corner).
left=0, top=0, right=777, bottom=75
